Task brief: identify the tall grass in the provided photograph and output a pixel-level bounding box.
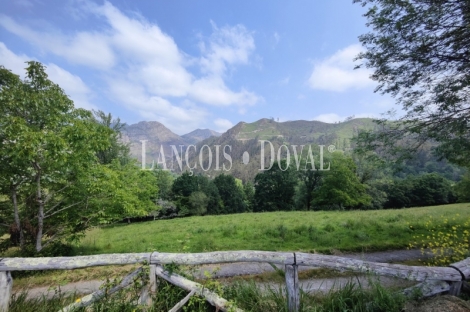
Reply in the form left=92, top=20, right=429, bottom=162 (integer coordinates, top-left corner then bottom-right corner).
left=8, top=277, right=406, bottom=312
left=224, top=277, right=406, bottom=312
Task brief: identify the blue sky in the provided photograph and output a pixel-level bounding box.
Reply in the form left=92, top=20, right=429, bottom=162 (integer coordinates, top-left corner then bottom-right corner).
left=0, top=0, right=394, bottom=135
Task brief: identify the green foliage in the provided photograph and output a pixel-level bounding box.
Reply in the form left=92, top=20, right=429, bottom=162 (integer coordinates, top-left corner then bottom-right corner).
left=189, top=191, right=209, bottom=216
left=92, top=110, right=131, bottom=165
left=196, top=175, right=223, bottom=215
left=171, top=172, right=222, bottom=216
left=0, top=62, right=113, bottom=252
left=382, top=173, right=456, bottom=209
left=312, top=152, right=371, bottom=210
left=90, top=160, right=159, bottom=223
left=214, top=174, right=246, bottom=214
left=0, top=62, right=158, bottom=254
left=296, top=160, right=324, bottom=211
left=455, top=172, right=470, bottom=203
left=254, top=160, right=297, bottom=212
left=153, top=169, right=174, bottom=200
left=354, top=0, right=470, bottom=168
left=243, top=182, right=255, bottom=212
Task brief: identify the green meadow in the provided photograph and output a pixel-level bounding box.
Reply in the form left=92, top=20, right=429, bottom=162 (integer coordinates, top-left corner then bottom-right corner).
left=75, top=203, right=470, bottom=255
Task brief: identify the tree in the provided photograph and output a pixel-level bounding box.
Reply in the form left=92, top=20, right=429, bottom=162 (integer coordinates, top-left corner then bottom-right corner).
left=95, top=160, right=159, bottom=222
left=153, top=169, right=174, bottom=201
left=188, top=191, right=209, bottom=216
left=243, top=181, right=255, bottom=212
left=171, top=172, right=222, bottom=216
left=0, top=62, right=156, bottom=254
left=195, top=176, right=222, bottom=215
left=409, top=173, right=455, bottom=206
left=354, top=0, right=470, bottom=168
left=296, top=162, right=324, bottom=211
left=213, top=174, right=246, bottom=214
left=92, top=110, right=130, bottom=165
left=312, top=153, right=371, bottom=210
left=381, top=173, right=456, bottom=208
left=171, top=172, right=198, bottom=215
left=0, top=62, right=112, bottom=252
left=455, top=172, right=470, bottom=203
left=254, top=160, right=297, bottom=212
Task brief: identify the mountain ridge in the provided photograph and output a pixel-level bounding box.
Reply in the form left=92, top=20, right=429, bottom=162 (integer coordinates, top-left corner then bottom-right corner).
left=120, top=117, right=378, bottom=180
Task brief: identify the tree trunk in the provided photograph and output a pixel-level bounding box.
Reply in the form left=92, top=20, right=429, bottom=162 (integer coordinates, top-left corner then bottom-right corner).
left=11, top=185, right=24, bottom=250
left=35, top=168, right=44, bottom=252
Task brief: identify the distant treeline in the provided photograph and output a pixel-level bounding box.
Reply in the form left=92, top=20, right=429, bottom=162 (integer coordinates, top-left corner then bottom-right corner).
left=152, top=149, right=468, bottom=219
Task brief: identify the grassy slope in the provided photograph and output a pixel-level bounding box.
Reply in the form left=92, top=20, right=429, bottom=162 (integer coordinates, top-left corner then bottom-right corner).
left=75, top=203, right=470, bottom=255
left=236, top=118, right=376, bottom=141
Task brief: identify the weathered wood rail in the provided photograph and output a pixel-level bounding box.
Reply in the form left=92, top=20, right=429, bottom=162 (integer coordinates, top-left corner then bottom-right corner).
left=0, top=251, right=469, bottom=312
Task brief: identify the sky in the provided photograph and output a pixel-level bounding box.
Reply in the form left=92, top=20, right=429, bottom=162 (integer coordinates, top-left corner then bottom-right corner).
left=0, top=0, right=395, bottom=135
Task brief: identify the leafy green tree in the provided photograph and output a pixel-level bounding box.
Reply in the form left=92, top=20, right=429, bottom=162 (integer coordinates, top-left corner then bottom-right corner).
left=408, top=173, right=456, bottom=207
left=254, top=160, right=297, bottom=212
left=171, top=172, right=197, bottom=215
left=381, top=179, right=413, bottom=209
left=96, top=160, right=159, bottom=222
left=188, top=191, right=209, bottom=216
left=171, top=172, right=222, bottom=215
left=381, top=174, right=456, bottom=208
left=455, top=172, right=470, bottom=203
left=243, top=181, right=255, bottom=212
left=0, top=62, right=112, bottom=252
left=312, top=152, right=371, bottom=210
left=0, top=62, right=157, bottom=254
left=153, top=169, right=174, bottom=200
left=213, top=174, right=246, bottom=214
left=296, top=162, right=324, bottom=211
left=195, top=176, right=222, bottom=215
left=92, top=110, right=130, bottom=165
left=354, top=0, right=470, bottom=168
left=172, top=172, right=198, bottom=198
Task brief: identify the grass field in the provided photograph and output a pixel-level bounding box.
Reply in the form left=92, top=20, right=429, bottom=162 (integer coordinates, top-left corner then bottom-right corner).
left=75, top=203, right=470, bottom=255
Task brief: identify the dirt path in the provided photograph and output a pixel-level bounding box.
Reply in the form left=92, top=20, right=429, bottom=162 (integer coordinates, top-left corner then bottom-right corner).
left=17, top=249, right=431, bottom=299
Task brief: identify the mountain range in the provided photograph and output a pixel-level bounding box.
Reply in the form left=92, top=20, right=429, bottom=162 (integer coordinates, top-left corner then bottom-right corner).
left=121, top=118, right=378, bottom=181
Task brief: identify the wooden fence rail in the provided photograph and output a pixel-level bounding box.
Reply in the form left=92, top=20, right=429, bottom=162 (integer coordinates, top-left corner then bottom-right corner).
left=0, top=251, right=469, bottom=312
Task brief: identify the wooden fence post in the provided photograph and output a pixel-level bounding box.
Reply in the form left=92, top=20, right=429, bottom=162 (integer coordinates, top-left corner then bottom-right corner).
left=149, top=264, right=157, bottom=293
left=0, top=271, right=12, bottom=312
left=449, top=281, right=463, bottom=296
left=285, top=265, right=299, bottom=312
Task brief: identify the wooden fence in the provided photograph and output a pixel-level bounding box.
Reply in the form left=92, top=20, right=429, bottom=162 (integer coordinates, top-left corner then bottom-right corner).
left=0, top=251, right=469, bottom=312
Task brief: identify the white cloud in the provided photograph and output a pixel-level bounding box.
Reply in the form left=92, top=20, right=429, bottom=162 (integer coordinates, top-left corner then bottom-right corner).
left=0, top=42, right=29, bottom=78
left=214, top=118, right=233, bottom=132
left=191, top=76, right=260, bottom=106
left=107, top=79, right=207, bottom=134
left=308, top=44, right=375, bottom=92
left=313, top=113, right=379, bottom=123
left=46, top=64, right=96, bottom=110
left=199, top=21, right=255, bottom=76
left=0, top=15, right=115, bottom=69
left=95, top=2, right=193, bottom=97
left=0, top=1, right=262, bottom=133
left=0, top=42, right=95, bottom=110
left=192, top=21, right=261, bottom=107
